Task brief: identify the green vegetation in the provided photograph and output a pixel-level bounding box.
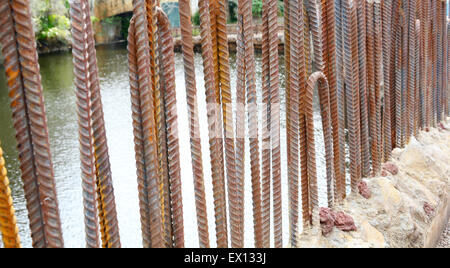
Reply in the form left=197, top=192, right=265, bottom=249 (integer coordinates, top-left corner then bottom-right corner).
left=34, top=0, right=71, bottom=45
left=192, top=10, right=201, bottom=26
left=252, top=0, right=263, bottom=18
left=36, top=14, right=71, bottom=44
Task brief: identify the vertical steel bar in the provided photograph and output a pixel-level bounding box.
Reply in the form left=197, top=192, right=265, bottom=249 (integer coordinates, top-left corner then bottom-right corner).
left=10, top=0, right=64, bottom=248
left=69, top=0, right=100, bottom=248
left=0, top=0, right=46, bottom=248
left=178, top=0, right=210, bottom=248
left=198, top=0, right=228, bottom=248
left=131, top=0, right=165, bottom=248
left=0, top=142, right=21, bottom=248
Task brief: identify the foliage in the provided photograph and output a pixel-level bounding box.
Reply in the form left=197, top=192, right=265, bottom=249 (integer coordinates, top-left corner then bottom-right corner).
left=192, top=10, right=201, bottom=26
left=252, top=0, right=263, bottom=18
left=228, top=1, right=238, bottom=23
left=102, top=16, right=122, bottom=25
left=278, top=1, right=284, bottom=17
left=37, top=14, right=71, bottom=43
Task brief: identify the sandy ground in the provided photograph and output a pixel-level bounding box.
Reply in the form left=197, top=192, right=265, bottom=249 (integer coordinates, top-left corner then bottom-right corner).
left=436, top=220, right=450, bottom=248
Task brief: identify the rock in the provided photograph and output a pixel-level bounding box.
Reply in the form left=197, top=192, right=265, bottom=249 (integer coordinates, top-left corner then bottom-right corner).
left=382, top=162, right=399, bottom=176
left=423, top=202, right=435, bottom=218
left=335, top=212, right=357, bottom=232
left=320, top=207, right=336, bottom=236
left=358, top=180, right=372, bottom=199
left=360, top=221, right=386, bottom=248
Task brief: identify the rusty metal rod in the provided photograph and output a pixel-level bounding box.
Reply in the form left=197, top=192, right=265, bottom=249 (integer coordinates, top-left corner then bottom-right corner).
left=178, top=0, right=210, bottom=248
left=198, top=0, right=228, bottom=248
left=131, top=0, right=165, bottom=248
left=304, top=72, right=335, bottom=229
left=156, top=7, right=185, bottom=248
left=0, top=141, right=21, bottom=248
left=69, top=0, right=100, bottom=248
left=10, top=0, right=64, bottom=248
left=0, top=0, right=46, bottom=248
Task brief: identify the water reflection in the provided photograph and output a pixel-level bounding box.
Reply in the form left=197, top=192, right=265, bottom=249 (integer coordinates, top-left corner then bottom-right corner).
left=0, top=44, right=330, bottom=248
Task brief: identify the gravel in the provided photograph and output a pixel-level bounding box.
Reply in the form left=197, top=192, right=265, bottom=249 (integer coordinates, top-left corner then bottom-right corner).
left=436, top=219, right=450, bottom=248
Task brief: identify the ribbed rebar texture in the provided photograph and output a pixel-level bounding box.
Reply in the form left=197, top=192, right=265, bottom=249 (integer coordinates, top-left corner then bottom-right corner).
left=0, top=0, right=44, bottom=248
left=382, top=0, right=393, bottom=161
left=288, top=0, right=304, bottom=247
left=261, top=0, right=281, bottom=248
left=356, top=0, right=371, bottom=178
left=7, top=0, right=64, bottom=248
left=304, top=72, right=334, bottom=229
left=0, top=142, right=21, bottom=248
left=198, top=0, right=228, bottom=248
left=130, top=0, right=165, bottom=248
left=69, top=0, right=100, bottom=248
left=156, top=7, right=185, bottom=248
left=178, top=0, right=210, bottom=248
left=320, top=0, right=345, bottom=204
left=343, top=0, right=362, bottom=193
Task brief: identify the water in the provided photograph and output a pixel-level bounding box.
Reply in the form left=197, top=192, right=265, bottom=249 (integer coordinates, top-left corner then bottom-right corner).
left=0, top=44, right=330, bottom=248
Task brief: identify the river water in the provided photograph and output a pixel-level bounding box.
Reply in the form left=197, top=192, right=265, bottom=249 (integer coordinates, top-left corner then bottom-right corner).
left=0, top=44, right=331, bottom=248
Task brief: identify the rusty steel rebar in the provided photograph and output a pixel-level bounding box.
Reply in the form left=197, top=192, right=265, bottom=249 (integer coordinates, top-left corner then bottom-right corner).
left=284, top=0, right=292, bottom=224
left=320, top=0, right=345, bottom=203
left=414, top=19, right=421, bottom=137
left=69, top=0, right=100, bottom=248
left=235, top=5, right=250, bottom=248
left=261, top=0, right=271, bottom=248
left=178, top=0, right=210, bottom=248
left=407, top=0, right=417, bottom=142
left=382, top=0, right=393, bottom=161
left=366, top=0, right=375, bottom=174
left=8, top=0, right=64, bottom=248
left=304, top=72, right=335, bottom=229
left=144, top=0, right=172, bottom=248
left=156, top=7, right=185, bottom=248
left=343, top=0, right=362, bottom=193
left=155, top=17, right=174, bottom=249
left=374, top=0, right=383, bottom=175
left=288, top=0, right=304, bottom=246
left=70, top=0, right=121, bottom=248
left=268, top=0, right=282, bottom=248
left=394, top=7, right=403, bottom=148
left=127, top=17, right=151, bottom=248
left=198, top=0, right=228, bottom=248
left=0, top=142, right=21, bottom=248
left=335, top=0, right=347, bottom=199
left=366, top=0, right=383, bottom=175
left=356, top=0, right=371, bottom=178
left=84, top=3, right=121, bottom=249
left=0, top=0, right=45, bottom=248
left=260, top=0, right=282, bottom=248
left=208, top=2, right=236, bottom=247
left=242, top=0, right=263, bottom=249
left=130, top=0, right=165, bottom=248
left=209, top=0, right=240, bottom=249
left=307, top=0, right=335, bottom=208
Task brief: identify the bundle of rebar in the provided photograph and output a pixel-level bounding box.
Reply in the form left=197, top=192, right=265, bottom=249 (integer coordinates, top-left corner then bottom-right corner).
left=0, top=0, right=448, bottom=248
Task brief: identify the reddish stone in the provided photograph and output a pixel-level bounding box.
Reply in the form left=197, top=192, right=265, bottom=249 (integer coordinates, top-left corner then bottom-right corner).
left=358, top=181, right=372, bottom=199
left=382, top=162, right=399, bottom=176
left=335, top=212, right=357, bottom=232
left=423, top=202, right=435, bottom=218
left=320, top=207, right=336, bottom=236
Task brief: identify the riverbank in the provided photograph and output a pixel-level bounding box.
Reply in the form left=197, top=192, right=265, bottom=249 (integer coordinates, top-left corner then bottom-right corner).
left=297, top=118, right=450, bottom=248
